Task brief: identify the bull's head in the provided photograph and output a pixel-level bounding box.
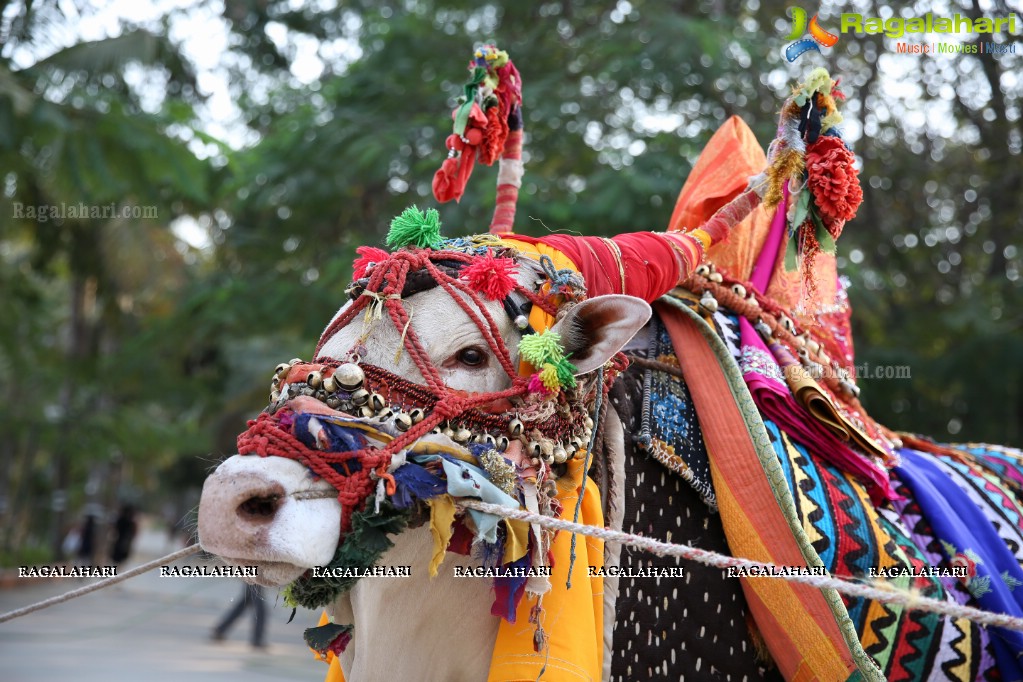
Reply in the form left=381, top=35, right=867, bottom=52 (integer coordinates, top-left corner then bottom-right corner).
left=195, top=220, right=693, bottom=655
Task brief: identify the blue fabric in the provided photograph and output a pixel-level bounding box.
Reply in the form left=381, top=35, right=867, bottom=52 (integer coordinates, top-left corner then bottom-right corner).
left=896, top=449, right=1023, bottom=678
left=439, top=456, right=519, bottom=543
left=390, top=461, right=446, bottom=509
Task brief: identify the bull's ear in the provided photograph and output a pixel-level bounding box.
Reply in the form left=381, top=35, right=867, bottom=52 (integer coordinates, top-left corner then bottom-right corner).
left=551, top=295, right=652, bottom=375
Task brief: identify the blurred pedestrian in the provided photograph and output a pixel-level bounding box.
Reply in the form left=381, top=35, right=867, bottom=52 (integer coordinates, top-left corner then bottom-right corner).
left=211, top=582, right=267, bottom=649
left=74, top=514, right=97, bottom=567
left=109, top=503, right=137, bottom=567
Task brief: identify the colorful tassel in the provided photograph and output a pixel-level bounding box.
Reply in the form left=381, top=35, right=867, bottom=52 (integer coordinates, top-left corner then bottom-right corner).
left=518, top=329, right=565, bottom=368
left=352, top=245, right=390, bottom=279
left=386, top=206, right=443, bottom=249
left=460, top=250, right=518, bottom=300
left=539, top=363, right=561, bottom=392
left=527, top=373, right=551, bottom=395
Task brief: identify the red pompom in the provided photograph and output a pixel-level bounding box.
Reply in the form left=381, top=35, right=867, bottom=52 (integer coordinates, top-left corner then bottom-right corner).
left=806, top=136, right=863, bottom=230
left=352, top=246, right=390, bottom=279
left=460, top=251, right=518, bottom=300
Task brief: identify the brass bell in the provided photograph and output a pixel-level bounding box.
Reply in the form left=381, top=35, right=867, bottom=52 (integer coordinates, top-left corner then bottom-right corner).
left=351, top=389, right=370, bottom=406
left=495, top=436, right=509, bottom=451
left=453, top=429, right=472, bottom=444
left=695, top=264, right=711, bottom=277
left=553, top=446, right=568, bottom=463
left=306, top=371, right=322, bottom=388
left=334, top=363, right=366, bottom=391
left=583, top=416, right=594, bottom=430
left=482, top=434, right=495, bottom=446
left=377, top=408, right=394, bottom=422
left=507, top=418, right=524, bottom=438
left=394, top=412, right=413, bottom=432
left=359, top=406, right=375, bottom=419
left=271, top=375, right=280, bottom=387
left=409, top=408, right=425, bottom=424
left=707, top=271, right=723, bottom=283
left=322, top=374, right=338, bottom=393
left=528, top=441, right=542, bottom=457
left=730, top=283, right=746, bottom=299
left=274, top=362, right=291, bottom=377
left=746, top=292, right=760, bottom=308
left=289, top=358, right=303, bottom=365
left=314, top=389, right=327, bottom=401
left=326, top=396, right=341, bottom=409
left=369, top=393, right=386, bottom=412
left=270, top=390, right=280, bottom=403
left=699, top=290, right=719, bottom=313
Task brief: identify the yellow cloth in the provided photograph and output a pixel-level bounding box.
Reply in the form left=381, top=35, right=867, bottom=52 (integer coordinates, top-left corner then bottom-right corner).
left=488, top=456, right=605, bottom=682
left=427, top=494, right=458, bottom=577
left=496, top=237, right=581, bottom=374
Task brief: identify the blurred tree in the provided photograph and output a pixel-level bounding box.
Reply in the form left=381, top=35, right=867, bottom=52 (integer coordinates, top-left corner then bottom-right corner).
left=2, top=0, right=1020, bottom=565
left=0, top=1, right=217, bottom=558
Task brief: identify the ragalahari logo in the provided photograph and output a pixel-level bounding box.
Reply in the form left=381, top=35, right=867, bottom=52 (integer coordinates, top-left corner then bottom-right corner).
left=783, top=7, right=840, bottom=62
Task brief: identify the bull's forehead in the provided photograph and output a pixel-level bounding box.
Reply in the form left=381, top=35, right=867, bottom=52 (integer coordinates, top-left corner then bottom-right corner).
left=317, top=282, right=521, bottom=393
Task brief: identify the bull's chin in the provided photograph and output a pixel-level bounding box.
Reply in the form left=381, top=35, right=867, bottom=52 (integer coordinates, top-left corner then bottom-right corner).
left=219, top=555, right=309, bottom=587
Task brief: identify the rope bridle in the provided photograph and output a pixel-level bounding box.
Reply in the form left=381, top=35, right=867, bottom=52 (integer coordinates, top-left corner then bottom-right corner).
left=236, top=245, right=619, bottom=533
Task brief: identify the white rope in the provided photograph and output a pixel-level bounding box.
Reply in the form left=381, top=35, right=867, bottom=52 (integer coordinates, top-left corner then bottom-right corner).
left=0, top=544, right=202, bottom=624
left=458, top=499, right=1023, bottom=633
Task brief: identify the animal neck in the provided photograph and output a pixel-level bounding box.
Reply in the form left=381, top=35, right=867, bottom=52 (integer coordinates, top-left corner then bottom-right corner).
left=335, top=523, right=498, bottom=680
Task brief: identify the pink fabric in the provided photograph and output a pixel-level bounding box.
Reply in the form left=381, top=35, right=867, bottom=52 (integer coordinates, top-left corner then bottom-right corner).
left=739, top=192, right=893, bottom=502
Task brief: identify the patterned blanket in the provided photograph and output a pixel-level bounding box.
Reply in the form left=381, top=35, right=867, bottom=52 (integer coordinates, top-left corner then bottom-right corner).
left=605, top=291, right=1023, bottom=681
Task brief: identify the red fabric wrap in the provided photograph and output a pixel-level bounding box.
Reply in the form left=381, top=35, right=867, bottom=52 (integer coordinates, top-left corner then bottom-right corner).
left=510, top=232, right=689, bottom=302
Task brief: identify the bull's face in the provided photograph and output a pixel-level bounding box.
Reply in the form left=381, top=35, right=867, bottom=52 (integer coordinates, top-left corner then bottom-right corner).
left=197, top=250, right=649, bottom=587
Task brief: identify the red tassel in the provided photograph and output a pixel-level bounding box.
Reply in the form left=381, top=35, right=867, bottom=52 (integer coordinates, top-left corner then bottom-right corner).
left=352, top=246, right=390, bottom=279
left=461, top=250, right=518, bottom=300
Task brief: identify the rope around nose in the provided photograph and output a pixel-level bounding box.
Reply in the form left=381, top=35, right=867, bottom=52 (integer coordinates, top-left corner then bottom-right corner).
left=0, top=544, right=202, bottom=624
left=457, top=499, right=1023, bottom=633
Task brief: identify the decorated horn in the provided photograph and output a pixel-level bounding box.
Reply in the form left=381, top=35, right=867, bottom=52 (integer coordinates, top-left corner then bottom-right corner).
left=431, top=45, right=524, bottom=234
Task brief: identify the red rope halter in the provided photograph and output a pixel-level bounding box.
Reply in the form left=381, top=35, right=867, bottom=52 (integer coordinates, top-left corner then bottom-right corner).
left=237, top=245, right=592, bottom=532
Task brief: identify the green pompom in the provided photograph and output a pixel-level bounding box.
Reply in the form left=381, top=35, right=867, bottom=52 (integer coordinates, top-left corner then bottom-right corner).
left=553, top=357, right=578, bottom=388
left=386, top=206, right=443, bottom=249
left=519, top=329, right=565, bottom=368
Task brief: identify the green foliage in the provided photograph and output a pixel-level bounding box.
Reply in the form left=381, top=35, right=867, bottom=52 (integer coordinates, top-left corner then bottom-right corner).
left=1, top=0, right=1020, bottom=557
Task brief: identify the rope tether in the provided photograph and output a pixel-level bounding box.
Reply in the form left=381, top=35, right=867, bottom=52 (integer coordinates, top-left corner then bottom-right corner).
left=0, top=544, right=202, bottom=624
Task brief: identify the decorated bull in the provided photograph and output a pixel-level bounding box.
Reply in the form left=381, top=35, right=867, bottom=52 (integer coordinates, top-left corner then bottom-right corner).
left=198, top=47, right=1023, bottom=681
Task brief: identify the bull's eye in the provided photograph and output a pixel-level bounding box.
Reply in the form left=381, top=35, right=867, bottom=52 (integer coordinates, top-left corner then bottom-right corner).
left=456, top=347, right=487, bottom=367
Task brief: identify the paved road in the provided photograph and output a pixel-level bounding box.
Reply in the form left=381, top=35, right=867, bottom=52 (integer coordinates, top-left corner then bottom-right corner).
left=0, top=533, right=329, bottom=682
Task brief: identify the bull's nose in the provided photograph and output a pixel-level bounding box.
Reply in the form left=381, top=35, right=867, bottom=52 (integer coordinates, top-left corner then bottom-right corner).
left=237, top=484, right=286, bottom=523
left=198, top=471, right=287, bottom=549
